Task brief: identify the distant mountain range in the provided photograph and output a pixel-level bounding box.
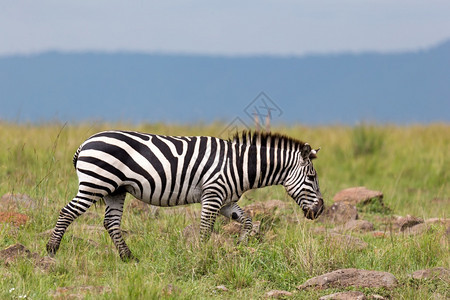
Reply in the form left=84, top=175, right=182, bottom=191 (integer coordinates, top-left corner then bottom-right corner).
left=1, top=40, right=449, bottom=125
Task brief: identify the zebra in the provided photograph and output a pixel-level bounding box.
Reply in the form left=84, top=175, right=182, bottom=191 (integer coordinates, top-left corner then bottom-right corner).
left=47, top=130, right=324, bottom=261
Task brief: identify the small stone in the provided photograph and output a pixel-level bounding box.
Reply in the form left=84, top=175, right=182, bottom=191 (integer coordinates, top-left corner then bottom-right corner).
left=244, top=202, right=266, bottom=217
left=318, top=202, right=358, bottom=224
left=0, top=243, right=56, bottom=271
left=265, top=290, right=293, bottom=298
left=0, top=243, right=32, bottom=265
left=244, top=200, right=287, bottom=218
left=264, top=199, right=288, bottom=211
left=333, top=187, right=383, bottom=206
left=250, top=221, right=261, bottom=236
left=411, top=267, right=450, bottom=283
left=35, top=256, right=56, bottom=271
left=319, top=291, right=366, bottom=300
left=298, top=268, right=398, bottom=289
left=425, top=218, right=450, bottom=227
left=334, top=220, right=374, bottom=233
left=396, top=215, right=424, bottom=231
left=402, top=223, right=429, bottom=235
left=368, top=295, right=386, bottom=300
left=222, top=222, right=241, bottom=235
left=216, top=285, right=228, bottom=292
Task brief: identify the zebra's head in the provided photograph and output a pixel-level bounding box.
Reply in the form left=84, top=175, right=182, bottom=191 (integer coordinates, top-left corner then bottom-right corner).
left=284, top=143, right=324, bottom=220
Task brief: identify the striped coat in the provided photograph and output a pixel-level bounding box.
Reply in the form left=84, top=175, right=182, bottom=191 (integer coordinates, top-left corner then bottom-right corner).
left=47, top=130, right=323, bottom=260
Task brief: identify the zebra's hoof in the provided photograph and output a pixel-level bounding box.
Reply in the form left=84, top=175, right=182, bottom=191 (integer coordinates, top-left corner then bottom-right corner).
left=120, top=252, right=139, bottom=263
left=46, top=243, right=58, bottom=257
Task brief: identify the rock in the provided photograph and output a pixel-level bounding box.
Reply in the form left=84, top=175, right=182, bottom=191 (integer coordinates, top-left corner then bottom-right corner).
left=0, top=243, right=55, bottom=271
left=319, top=291, right=366, bottom=300
left=333, top=187, right=383, bottom=206
left=0, top=211, right=29, bottom=226
left=264, top=199, right=288, bottom=211
left=425, top=218, right=450, bottom=227
left=0, top=243, right=32, bottom=265
left=35, top=256, right=56, bottom=271
left=334, top=220, right=374, bottom=233
left=222, top=222, right=241, bottom=235
left=396, top=215, right=424, bottom=231
left=326, top=233, right=368, bottom=251
left=368, top=295, right=386, bottom=300
left=216, top=285, right=228, bottom=292
left=402, top=223, right=429, bottom=235
left=411, top=267, right=450, bottom=283
left=298, top=268, right=398, bottom=289
left=244, top=202, right=267, bottom=217
left=244, top=200, right=287, bottom=217
left=223, top=220, right=261, bottom=238
left=319, top=202, right=358, bottom=224
left=0, top=193, right=37, bottom=210
left=250, top=221, right=261, bottom=236
left=50, top=285, right=111, bottom=299
left=265, top=290, right=293, bottom=298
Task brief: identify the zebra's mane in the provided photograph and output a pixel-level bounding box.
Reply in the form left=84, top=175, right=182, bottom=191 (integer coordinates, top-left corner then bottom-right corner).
left=229, top=130, right=305, bottom=151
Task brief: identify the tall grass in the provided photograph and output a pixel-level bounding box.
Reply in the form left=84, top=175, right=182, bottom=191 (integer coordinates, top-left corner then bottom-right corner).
left=0, top=122, right=448, bottom=299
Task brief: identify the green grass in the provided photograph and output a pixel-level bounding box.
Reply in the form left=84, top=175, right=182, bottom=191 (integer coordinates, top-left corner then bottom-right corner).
left=0, top=122, right=448, bottom=299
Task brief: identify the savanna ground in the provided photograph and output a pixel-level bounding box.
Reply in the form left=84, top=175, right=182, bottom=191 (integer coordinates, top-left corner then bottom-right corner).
left=0, top=122, right=448, bottom=299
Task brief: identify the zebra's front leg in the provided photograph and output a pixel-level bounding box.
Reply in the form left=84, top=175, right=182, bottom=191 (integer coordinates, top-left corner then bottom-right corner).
left=220, top=202, right=253, bottom=244
left=199, top=192, right=223, bottom=242
left=103, top=192, right=136, bottom=261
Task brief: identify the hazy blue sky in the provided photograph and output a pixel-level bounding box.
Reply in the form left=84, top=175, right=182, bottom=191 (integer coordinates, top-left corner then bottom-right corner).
left=1, top=1, right=450, bottom=56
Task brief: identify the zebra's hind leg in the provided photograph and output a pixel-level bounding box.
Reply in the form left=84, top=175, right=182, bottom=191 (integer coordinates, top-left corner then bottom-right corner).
left=47, top=192, right=100, bottom=257
left=103, top=192, right=136, bottom=261
left=219, top=202, right=253, bottom=244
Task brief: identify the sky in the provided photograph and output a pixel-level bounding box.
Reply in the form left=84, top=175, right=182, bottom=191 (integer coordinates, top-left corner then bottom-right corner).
left=1, top=1, right=450, bottom=56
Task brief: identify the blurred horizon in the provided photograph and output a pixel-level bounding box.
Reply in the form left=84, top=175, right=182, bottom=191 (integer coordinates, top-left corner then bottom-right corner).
left=1, top=2, right=449, bottom=125
left=1, top=38, right=449, bottom=126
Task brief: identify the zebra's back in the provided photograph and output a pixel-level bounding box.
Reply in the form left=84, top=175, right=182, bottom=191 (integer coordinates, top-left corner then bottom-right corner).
left=74, top=130, right=229, bottom=206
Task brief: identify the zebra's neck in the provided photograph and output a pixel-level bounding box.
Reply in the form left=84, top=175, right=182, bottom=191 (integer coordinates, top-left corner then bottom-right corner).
left=230, top=142, right=295, bottom=195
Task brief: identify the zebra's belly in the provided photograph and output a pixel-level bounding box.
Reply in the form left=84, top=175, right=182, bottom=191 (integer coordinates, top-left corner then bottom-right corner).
left=125, top=184, right=203, bottom=207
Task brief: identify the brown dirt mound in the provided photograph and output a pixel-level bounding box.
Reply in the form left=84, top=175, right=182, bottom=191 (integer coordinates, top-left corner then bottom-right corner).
left=0, top=211, right=29, bottom=226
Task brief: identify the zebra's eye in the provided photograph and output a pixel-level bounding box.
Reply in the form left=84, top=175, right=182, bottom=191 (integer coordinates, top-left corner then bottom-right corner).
left=306, top=170, right=316, bottom=180
left=307, top=174, right=316, bottom=181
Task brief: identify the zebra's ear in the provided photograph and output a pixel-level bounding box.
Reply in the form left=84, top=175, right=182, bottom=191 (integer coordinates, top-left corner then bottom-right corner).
left=301, top=143, right=312, bottom=160
left=309, top=147, right=321, bottom=160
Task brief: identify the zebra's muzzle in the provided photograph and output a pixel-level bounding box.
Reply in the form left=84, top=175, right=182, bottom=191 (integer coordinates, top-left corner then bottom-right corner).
left=303, top=198, right=324, bottom=220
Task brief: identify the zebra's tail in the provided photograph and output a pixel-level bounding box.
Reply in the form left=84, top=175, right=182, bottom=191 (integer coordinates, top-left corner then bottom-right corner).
left=72, top=145, right=83, bottom=169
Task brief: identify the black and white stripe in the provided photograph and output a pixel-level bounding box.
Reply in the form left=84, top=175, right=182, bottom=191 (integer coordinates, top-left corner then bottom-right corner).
left=47, top=130, right=323, bottom=260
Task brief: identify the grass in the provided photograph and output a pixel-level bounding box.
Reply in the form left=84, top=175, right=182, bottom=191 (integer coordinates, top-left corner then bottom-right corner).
left=0, top=122, right=448, bottom=299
